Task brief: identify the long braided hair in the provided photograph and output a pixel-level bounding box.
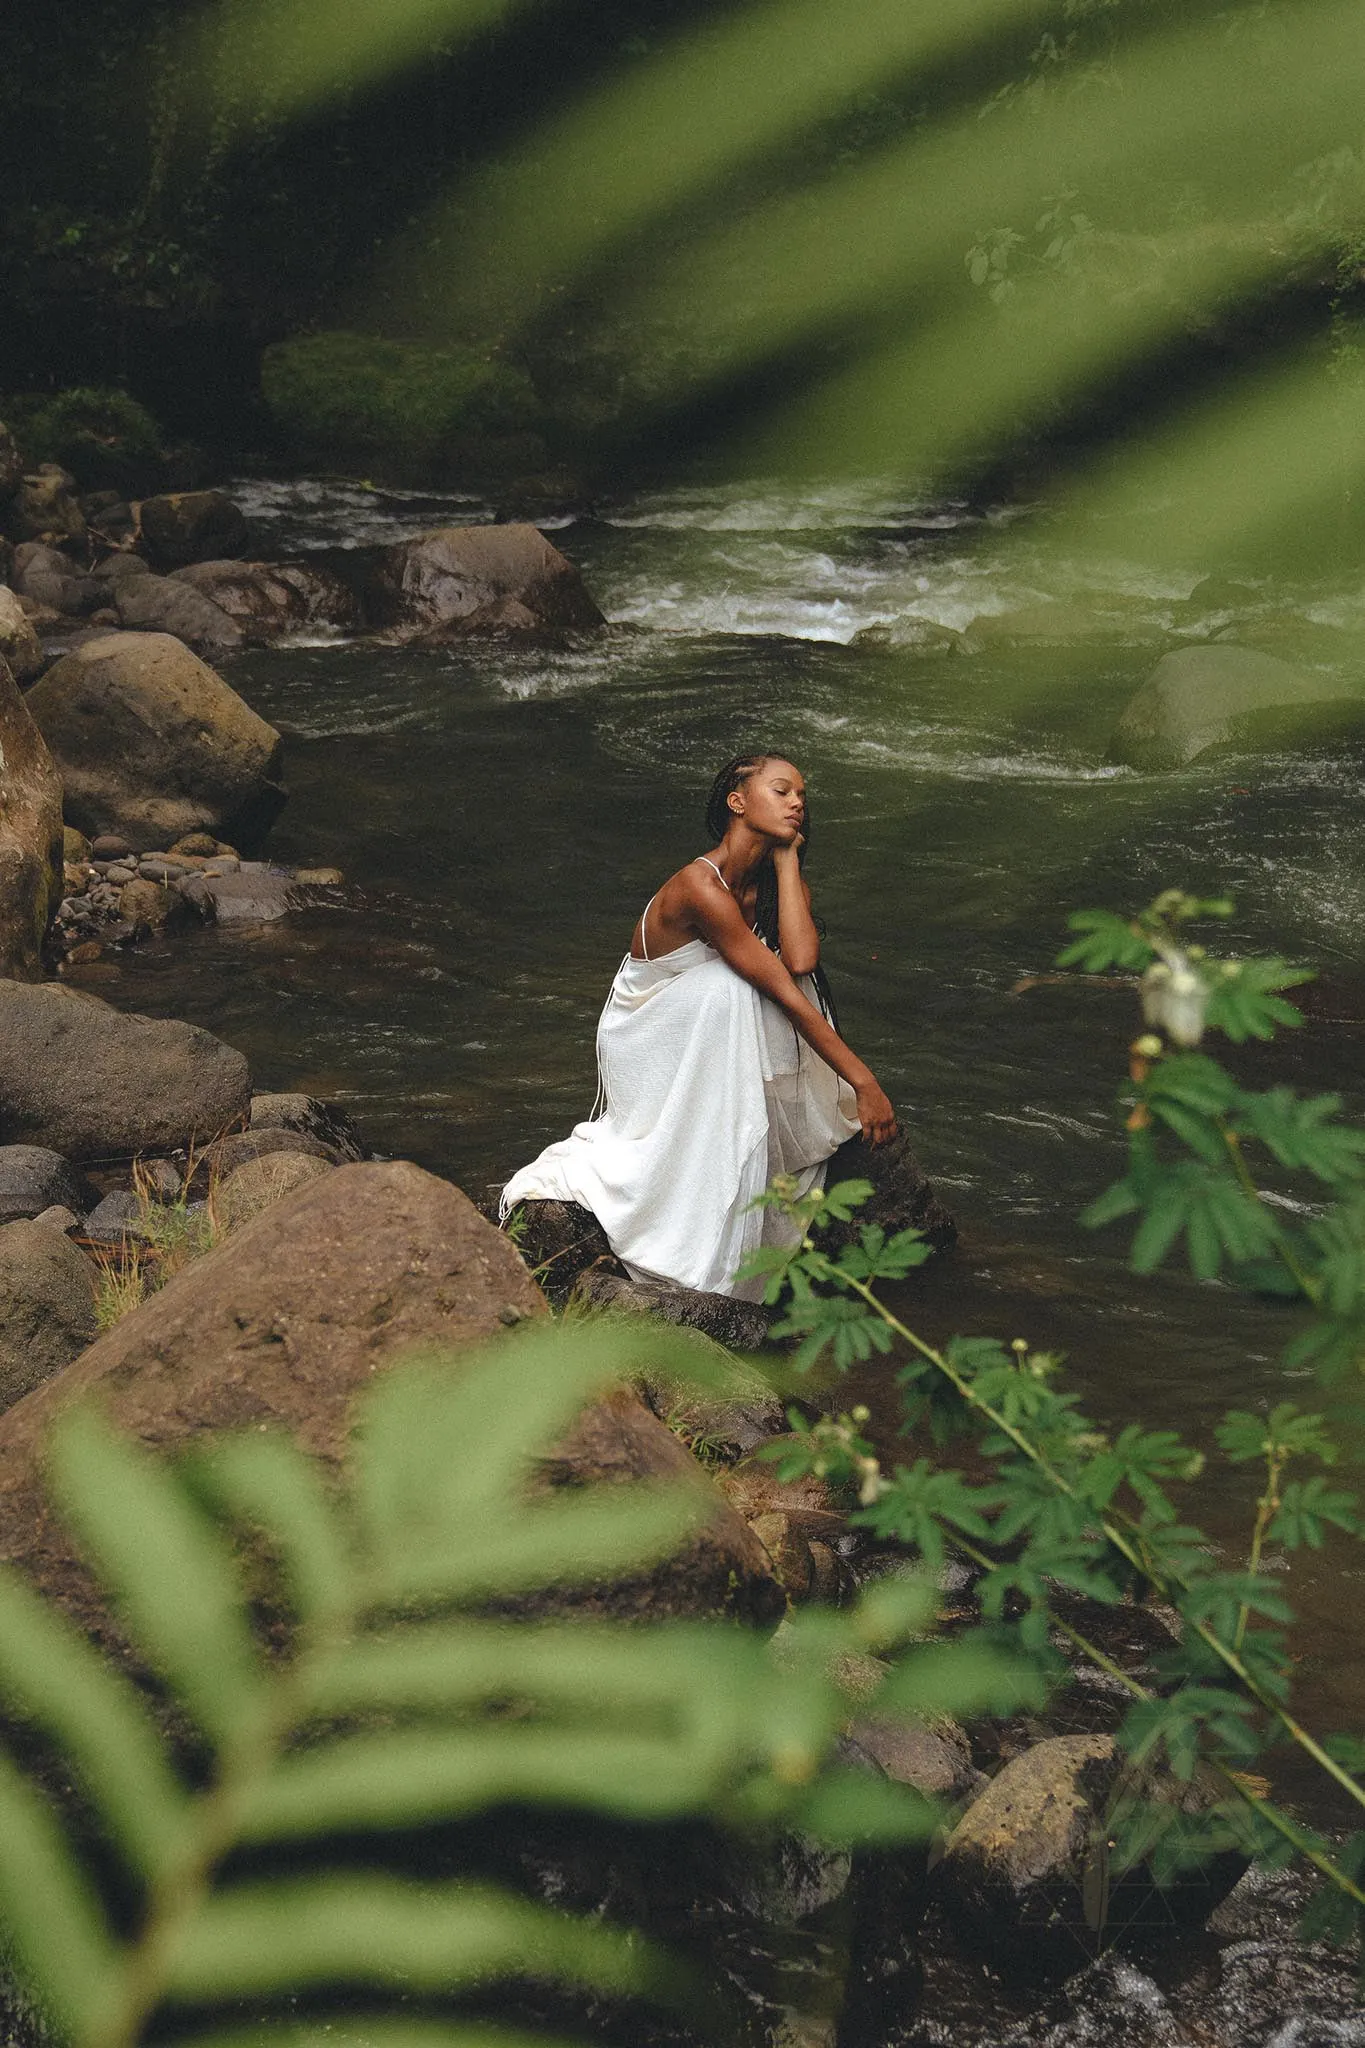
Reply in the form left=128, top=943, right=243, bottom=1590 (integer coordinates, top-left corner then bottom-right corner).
left=704, top=754, right=839, bottom=1026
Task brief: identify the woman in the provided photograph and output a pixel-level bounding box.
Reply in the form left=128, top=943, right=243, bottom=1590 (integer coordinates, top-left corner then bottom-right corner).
left=501, top=753, right=898, bottom=1299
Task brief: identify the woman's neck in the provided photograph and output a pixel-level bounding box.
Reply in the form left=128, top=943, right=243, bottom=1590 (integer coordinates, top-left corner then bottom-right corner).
left=710, top=826, right=772, bottom=889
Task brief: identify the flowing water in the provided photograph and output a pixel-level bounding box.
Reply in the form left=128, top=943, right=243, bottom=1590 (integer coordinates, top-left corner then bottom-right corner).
left=84, top=475, right=1365, bottom=1996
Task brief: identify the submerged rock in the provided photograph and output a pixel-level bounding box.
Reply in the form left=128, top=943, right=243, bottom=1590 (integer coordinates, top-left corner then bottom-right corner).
left=27, top=631, right=285, bottom=849
left=0, top=654, right=63, bottom=979
left=368, top=523, right=605, bottom=637
left=0, top=979, right=250, bottom=1159
left=0, top=1219, right=96, bottom=1414
left=1112, top=644, right=1365, bottom=770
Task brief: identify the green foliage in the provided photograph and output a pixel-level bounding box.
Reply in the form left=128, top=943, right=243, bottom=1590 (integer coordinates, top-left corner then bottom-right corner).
left=740, top=888, right=1365, bottom=1955
left=14, top=387, right=165, bottom=492
left=260, top=330, right=540, bottom=465
left=0, top=1317, right=1037, bottom=2047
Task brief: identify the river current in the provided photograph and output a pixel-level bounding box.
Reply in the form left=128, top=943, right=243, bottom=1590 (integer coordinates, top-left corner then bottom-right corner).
left=94, top=471, right=1365, bottom=1820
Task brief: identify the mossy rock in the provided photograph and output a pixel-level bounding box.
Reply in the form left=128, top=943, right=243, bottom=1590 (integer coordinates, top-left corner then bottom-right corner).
left=260, top=331, right=541, bottom=471
left=10, top=387, right=165, bottom=495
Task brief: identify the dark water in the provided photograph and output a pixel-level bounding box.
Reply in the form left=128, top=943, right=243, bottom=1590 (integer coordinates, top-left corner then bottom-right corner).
left=89, top=474, right=1365, bottom=1817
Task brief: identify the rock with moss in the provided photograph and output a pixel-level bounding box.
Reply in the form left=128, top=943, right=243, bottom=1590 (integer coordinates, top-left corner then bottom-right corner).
left=16, top=388, right=165, bottom=497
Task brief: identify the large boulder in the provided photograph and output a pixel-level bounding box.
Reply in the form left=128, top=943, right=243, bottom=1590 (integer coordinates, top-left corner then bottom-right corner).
left=0, top=654, right=63, bottom=978
left=1112, top=645, right=1365, bottom=770
left=815, top=1129, right=957, bottom=1257
left=0, top=1162, right=549, bottom=1652
left=0, top=1145, right=95, bottom=1226
left=0, top=1220, right=97, bottom=1414
left=172, top=560, right=360, bottom=641
left=936, top=1733, right=1246, bottom=1972
left=367, top=524, right=605, bottom=637
left=137, top=490, right=249, bottom=569
left=111, top=571, right=245, bottom=654
left=26, top=632, right=285, bottom=849
left=0, top=980, right=250, bottom=1158
left=0, top=587, right=43, bottom=684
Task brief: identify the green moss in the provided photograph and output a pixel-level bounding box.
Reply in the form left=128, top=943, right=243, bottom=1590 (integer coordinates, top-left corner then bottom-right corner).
left=260, top=330, right=540, bottom=466
left=13, top=386, right=165, bottom=491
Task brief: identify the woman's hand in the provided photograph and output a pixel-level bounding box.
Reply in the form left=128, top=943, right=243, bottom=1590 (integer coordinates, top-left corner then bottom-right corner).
left=854, top=1075, right=898, bottom=1147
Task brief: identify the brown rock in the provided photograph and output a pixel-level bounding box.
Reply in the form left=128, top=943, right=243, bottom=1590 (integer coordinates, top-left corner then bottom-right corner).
left=748, top=1510, right=815, bottom=1601
left=534, top=1386, right=784, bottom=1626
left=851, top=1716, right=978, bottom=1802
left=62, top=826, right=91, bottom=864
left=248, top=1091, right=366, bottom=1162
left=172, top=560, right=359, bottom=641
left=0, top=979, right=250, bottom=1159
left=205, top=1127, right=340, bottom=1180
left=0, top=587, right=43, bottom=684
left=0, top=1219, right=96, bottom=1413
left=26, top=632, right=284, bottom=850
left=0, top=1162, right=547, bottom=1651
left=815, top=1129, right=957, bottom=1259
left=576, top=1269, right=776, bottom=1353
left=0, top=655, right=63, bottom=978
left=368, top=524, right=605, bottom=638
left=112, top=571, right=245, bottom=655
left=138, top=491, right=249, bottom=569
left=720, top=1440, right=847, bottom=1542
left=117, top=878, right=175, bottom=931
left=214, top=1150, right=333, bottom=1232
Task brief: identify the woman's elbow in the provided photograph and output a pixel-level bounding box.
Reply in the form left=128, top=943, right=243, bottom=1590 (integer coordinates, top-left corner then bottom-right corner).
left=782, top=945, right=820, bottom=976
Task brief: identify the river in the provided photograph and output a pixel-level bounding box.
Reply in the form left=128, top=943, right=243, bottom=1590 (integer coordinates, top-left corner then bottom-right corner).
left=95, top=470, right=1365, bottom=1833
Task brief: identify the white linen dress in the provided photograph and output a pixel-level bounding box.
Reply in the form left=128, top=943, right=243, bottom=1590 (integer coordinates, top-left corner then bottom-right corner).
left=500, top=863, right=859, bottom=1299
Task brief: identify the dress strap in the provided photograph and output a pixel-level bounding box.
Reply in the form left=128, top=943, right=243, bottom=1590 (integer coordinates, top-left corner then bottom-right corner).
left=693, top=856, right=731, bottom=891
left=639, top=892, right=657, bottom=961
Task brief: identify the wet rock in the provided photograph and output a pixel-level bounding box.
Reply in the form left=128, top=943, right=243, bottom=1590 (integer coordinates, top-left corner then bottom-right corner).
left=0, top=1146, right=95, bottom=1225
left=0, top=979, right=250, bottom=1159
left=937, top=1733, right=1246, bottom=1975
left=176, top=865, right=298, bottom=926
left=0, top=1162, right=546, bottom=1654
left=214, top=1151, right=333, bottom=1233
left=965, top=600, right=1159, bottom=646
left=368, top=523, right=605, bottom=637
left=0, top=587, right=42, bottom=683
left=531, top=1385, right=784, bottom=1626
left=172, top=559, right=359, bottom=641
left=248, top=1091, right=367, bottom=1161
left=0, top=1220, right=96, bottom=1413
left=1182, top=575, right=1261, bottom=613
left=851, top=617, right=967, bottom=656
left=27, top=632, right=285, bottom=850
left=204, top=1127, right=341, bottom=1179
left=111, top=570, right=246, bottom=654
left=0, top=654, right=64, bottom=980
left=138, top=490, right=249, bottom=569
left=8, top=468, right=86, bottom=547
left=576, top=1267, right=776, bottom=1352
left=1112, top=645, right=1365, bottom=770
left=815, top=1129, right=958, bottom=1258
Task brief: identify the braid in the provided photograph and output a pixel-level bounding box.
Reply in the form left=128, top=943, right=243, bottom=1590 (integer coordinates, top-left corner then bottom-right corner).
left=703, top=753, right=839, bottom=1028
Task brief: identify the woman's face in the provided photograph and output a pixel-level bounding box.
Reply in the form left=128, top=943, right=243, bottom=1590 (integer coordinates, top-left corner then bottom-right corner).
left=732, top=758, right=806, bottom=844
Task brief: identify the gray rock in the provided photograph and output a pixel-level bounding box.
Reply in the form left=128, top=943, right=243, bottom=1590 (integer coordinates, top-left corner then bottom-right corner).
left=0, top=654, right=64, bottom=978
left=112, top=571, right=245, bottom=654
left=138, top=491, right=250, bottom=569
left=172, top=559, right=360, bottom=641
left=0, top=979, right=251, bottom=1159
left=176, top=866, right=297, bottom=926
left=0, top=1145, right=95, bottom=1224
left=83, top=1190, right=152, bottom=1246
left=1112, top=645, right=1365, bottom=770
left=577, top=1267, right=775, bottom=1352
left=368, top=523, right=605, bottom=637
left=850, top=1716, right=980, bottom=1804
left=248, top=1090, right=367, bottom=1161
left=0, top=587, right=43, bottom=683
left=90, top=551, right=151, bottom=583
left=26, top=632, right=284, bottom=850
left=0, top=1219, right=96, bottom=1412
left=851, top=617, right=966, bottom=656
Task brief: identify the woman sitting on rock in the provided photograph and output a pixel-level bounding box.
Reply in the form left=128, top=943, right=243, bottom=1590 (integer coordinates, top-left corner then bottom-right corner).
left=500, top=753, right=898, bottom=1300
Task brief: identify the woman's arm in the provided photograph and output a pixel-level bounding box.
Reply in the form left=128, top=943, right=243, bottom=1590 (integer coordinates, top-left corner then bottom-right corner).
left=772, top=841, right=820, bottom=975
left=686, top=872, right=897, bottom=1145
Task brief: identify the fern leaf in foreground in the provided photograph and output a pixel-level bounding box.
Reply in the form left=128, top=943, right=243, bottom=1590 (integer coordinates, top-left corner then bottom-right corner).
left=0, top=1318, right=1033, bottom=2048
